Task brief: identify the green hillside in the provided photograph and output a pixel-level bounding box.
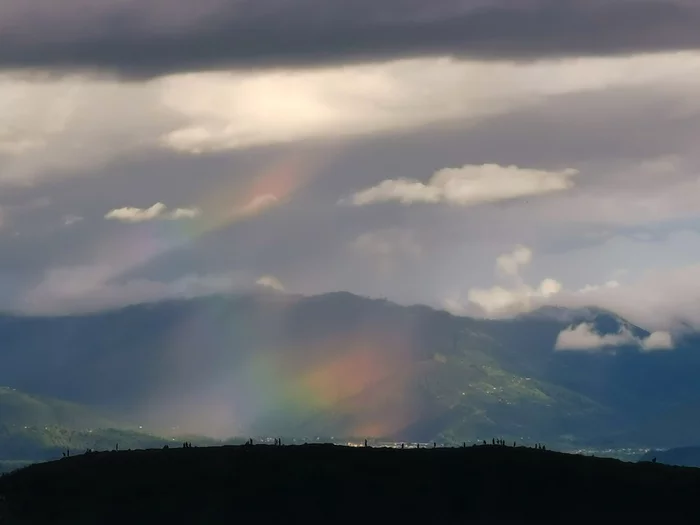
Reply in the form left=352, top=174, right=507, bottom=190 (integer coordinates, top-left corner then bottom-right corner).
left=0, top=387, right=215, bottom=469
left=1, top=292, right=698, bottom=449
left=0, top=386, right=112, bottom=430
left=251, top=337, right=609, bottom=446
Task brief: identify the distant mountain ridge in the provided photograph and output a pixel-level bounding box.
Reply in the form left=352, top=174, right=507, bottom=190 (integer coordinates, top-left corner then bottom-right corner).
left=0, top=291, right=699, bottom=448
left=640, top=446, right=700, bottom=468
left=521, top=305, right=650, bottom=339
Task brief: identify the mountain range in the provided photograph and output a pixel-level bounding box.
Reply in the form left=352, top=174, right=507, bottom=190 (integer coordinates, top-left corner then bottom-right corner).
left=2, top=290, right=700, bottom=458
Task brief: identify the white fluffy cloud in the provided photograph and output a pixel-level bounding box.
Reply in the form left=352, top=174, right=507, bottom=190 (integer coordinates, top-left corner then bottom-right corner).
left=642, top=331, right=675, bottom=351
left=555, top=323, right=637, bottom=351
left=105, top=203, right=200, bottom=223
left=255, top=275, right=285, bottom=292
left=462, top=245, right=563, bottom=316
left=345, top=164, right=578, bottom=207
left=467, top=279, right=563, bottom=316
left=555, top=323, right=674, bottom=352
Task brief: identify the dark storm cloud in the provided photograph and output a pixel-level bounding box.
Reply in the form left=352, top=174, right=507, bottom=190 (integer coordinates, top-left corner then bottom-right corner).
left=1, top=0, right=699, bottom=77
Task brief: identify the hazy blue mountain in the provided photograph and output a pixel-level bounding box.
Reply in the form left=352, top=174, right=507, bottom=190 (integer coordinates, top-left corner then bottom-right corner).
left=0, top=386, right=110, bottom=430
left=1, top=291, right=698, bottom=447
left=639, top=446, right=700, bottom=467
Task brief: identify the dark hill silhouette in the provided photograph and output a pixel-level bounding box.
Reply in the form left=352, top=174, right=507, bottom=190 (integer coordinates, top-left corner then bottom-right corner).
left=2, top=444, right=700, bottom=524
left=1, top=291, right=700, bottom=446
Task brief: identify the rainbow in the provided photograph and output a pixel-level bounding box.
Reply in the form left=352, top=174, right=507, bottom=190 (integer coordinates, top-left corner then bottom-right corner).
left=80, top=145, right=339, bottom=290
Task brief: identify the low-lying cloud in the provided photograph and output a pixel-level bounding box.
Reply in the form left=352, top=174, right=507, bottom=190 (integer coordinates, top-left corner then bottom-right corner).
left=456, top=245, right=563, bottom=316
left=255, top=275, right=286, bottom=292
left=555, top=323, right=674, bottom=352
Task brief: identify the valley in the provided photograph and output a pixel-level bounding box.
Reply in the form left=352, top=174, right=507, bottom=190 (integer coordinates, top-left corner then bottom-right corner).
left=1, top=290, right=699, bottom=468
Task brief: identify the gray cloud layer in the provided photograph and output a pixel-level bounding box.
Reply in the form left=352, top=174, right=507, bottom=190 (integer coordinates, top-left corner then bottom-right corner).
left=2, top=0, right=700, bottom=76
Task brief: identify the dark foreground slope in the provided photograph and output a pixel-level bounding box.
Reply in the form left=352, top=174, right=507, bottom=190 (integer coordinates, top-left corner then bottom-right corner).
left=2, top=445, right=700, bottom=524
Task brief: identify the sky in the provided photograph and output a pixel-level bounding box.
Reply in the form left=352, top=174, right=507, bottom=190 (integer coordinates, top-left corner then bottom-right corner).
left=2, top=0, right=700, bottom=332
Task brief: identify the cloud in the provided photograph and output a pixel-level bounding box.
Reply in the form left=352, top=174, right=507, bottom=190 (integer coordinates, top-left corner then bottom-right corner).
left=542, top=262, right=700, bottom=332
left=345, top=164, right=578, bottom=207
left=0, top=73, right=171, bottom=184
left=1, top=1, right=700, bottom=76
left=642, top=331, right=674, bottom=351
left=496, top=245, right=532, bottom=277
left=62, top=215, right=83, bottom=226
left=105, top=203, right=166, bottom=223
left=168, top=207, right=201, bottom=220
left=20, top=268, right=253, bottom=315
left=578, top=281, right=620, bottom=294
left=1, top=51, right=699, bottom=182
left=255, top=275, right=285, bottom=292
left=443, top=298, right=469, bottom=317
left=555, top=323, right=637, bottom=351
left=445, top=245, right=563, bottom=317
left=467, top=279, right=562, bottom=316
left=555, top=323, right=674, bottom=352
left=104, top=203, right=200, bottom=223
